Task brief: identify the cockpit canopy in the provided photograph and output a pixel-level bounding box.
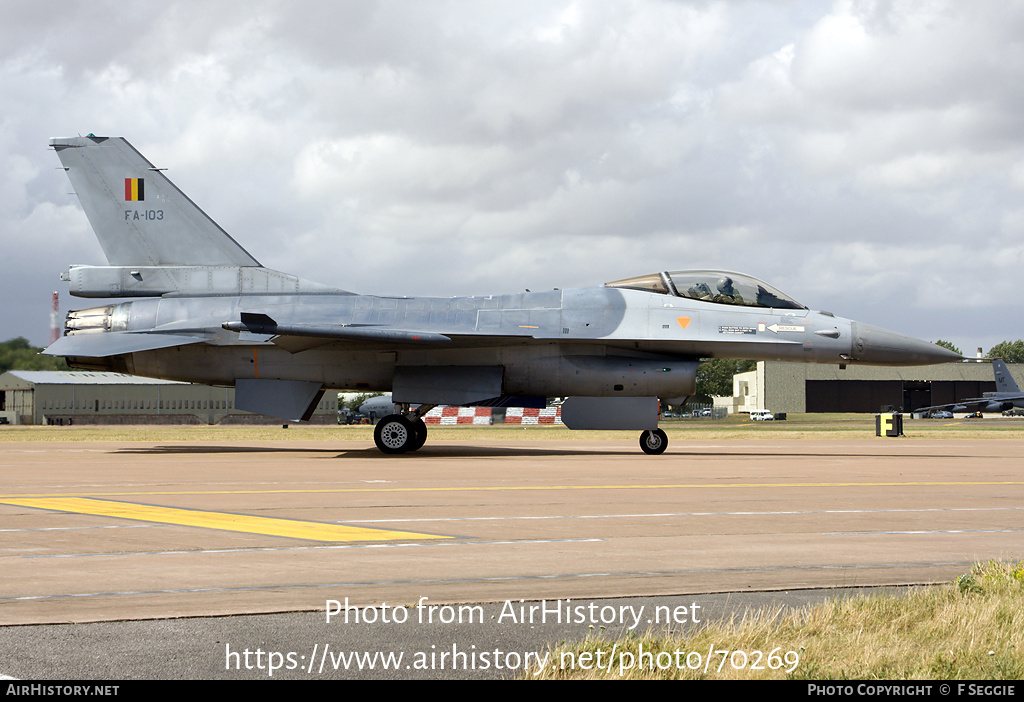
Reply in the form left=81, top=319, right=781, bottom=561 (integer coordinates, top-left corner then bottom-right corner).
left=605, top=270, right=806, bottom=310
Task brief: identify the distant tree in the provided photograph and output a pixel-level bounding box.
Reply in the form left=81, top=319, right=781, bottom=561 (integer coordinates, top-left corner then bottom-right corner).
left=0, top=338, right=69, bottom=375
left=986, top=340, right=1024, bottom=364
left=932, top=339, right=962, bottom=356
left=693, top=358, right=757, bottom=402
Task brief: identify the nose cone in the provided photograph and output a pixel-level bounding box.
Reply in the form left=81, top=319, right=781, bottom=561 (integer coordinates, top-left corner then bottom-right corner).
left=852, top=323, right=963, bottom=366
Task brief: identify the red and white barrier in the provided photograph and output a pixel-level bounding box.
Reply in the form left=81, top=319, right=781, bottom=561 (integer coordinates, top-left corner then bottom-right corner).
left=423, top=406, right=493, bottom=425
left=504, top=407, right=563, bottom=424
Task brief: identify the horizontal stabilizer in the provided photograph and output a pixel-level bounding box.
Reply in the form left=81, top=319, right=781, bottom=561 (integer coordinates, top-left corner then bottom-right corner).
left=43, top=332, right=206, bottom=358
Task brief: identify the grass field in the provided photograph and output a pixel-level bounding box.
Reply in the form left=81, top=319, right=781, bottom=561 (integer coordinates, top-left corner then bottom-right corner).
left=528, top=561, right=1024, bottom=680
left=2, top=413, right=1023, bottom=443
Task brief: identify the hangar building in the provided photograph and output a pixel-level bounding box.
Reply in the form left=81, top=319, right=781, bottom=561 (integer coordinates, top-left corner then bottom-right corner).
left=715, top=361, right=1021, bottom=415
left=0, top=370, right=338, bottom=425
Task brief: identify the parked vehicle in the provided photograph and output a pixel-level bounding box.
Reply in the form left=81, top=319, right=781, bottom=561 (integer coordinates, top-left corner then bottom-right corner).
left=749, top=409, right=774, bottom=421
left=339, top=412, right=370, bottom=425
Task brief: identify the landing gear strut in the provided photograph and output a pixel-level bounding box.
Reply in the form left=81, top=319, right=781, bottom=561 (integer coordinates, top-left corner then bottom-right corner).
left=639, top=428, right=668, bottom=455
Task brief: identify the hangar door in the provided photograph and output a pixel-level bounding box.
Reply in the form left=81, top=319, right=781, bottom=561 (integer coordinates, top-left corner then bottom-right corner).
left=805, top=379, right=998, bottom=413
left=805, top=380, right=902, bottom=413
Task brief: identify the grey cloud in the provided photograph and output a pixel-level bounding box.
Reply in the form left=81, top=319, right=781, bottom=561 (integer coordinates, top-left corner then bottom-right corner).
left=1, top=0, right=1020, bottom=357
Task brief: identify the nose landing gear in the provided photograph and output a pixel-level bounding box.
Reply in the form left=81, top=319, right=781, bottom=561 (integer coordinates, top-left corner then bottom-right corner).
left=639, top=428, right=668, bottom=455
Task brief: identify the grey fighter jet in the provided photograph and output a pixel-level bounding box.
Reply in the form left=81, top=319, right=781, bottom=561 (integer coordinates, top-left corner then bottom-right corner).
left=43, top=135, right=961, bottom=454
left=916, top=360, right=1024, bottom=417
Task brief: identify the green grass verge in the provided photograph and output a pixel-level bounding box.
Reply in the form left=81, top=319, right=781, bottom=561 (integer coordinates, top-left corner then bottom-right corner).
left=527, top=561, right=1024, bottom=679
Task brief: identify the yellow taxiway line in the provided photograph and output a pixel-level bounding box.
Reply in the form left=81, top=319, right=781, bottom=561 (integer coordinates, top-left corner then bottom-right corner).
left=0, top=497, right=447, bottom=543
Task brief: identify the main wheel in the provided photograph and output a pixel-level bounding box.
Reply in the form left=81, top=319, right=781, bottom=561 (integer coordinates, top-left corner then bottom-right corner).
left=639, top=428, right=668, bottom=455
left=374, top=415, right=414, bottom=454
left=407, top=418, right=428, bottom=452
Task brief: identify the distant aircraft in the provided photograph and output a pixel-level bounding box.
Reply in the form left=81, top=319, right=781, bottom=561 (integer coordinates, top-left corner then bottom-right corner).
left=916, top=360, right=1024, bottom=416
left=357, top=394, right=397, bottom=422
left=44, top=136, right=961, bottom=454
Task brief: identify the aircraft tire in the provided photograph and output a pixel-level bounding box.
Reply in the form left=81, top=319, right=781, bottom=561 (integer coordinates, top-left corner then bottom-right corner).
left=639, top=428, right=668, bottom=455
left=407, top=418, right=428, bottom=452
left=374, top=414, right=414, bottom=454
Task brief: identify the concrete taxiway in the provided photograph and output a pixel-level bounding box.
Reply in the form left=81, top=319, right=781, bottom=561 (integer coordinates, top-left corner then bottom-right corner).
left=2, top=435, right=1022, bottom=629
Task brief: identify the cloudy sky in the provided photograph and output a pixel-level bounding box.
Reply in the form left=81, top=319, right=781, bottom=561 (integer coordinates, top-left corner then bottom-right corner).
left=3, top=0, right=1023, bottom=355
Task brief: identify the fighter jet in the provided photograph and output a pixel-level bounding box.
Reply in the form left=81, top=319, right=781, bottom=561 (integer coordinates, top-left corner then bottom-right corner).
left=43, top=135, right=961, bottom=454
left=916, top=360, right=1024, bottom=417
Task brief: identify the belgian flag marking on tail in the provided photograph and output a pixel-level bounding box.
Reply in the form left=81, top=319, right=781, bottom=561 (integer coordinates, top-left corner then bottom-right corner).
left=124, top=177, right=144, bottom=201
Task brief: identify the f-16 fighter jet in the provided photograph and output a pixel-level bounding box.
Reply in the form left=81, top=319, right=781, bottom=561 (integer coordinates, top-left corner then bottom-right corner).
left=44, top=136, right=961, bottom=454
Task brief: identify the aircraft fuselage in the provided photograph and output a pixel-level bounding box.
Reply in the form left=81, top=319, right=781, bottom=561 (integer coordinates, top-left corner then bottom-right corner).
left=66, top=284, right=945, bottom=402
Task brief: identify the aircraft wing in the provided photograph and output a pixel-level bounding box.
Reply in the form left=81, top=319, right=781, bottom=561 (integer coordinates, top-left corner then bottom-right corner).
left=43, top=332, right=208, bottom=358
left=915, top=395, right=1024, bottom=414
left=915, top=400, right=984, bottom=414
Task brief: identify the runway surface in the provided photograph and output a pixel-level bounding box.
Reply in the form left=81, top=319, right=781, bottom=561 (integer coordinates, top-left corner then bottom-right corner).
left=2, top=435, right=1022, bottom=628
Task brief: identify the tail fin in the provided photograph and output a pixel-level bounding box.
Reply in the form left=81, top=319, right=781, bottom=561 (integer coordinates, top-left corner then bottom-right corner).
left=992, top=359, right=1020, bottom=393
left=50, top=136, right=260, bottom=267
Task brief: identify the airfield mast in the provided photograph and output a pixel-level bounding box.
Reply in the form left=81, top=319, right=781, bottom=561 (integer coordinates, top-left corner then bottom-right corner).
left=50, top=291, right=60, bottom=344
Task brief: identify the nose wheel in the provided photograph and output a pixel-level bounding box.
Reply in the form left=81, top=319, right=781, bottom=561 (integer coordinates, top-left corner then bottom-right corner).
left=639, top=428, right=668, bottom=455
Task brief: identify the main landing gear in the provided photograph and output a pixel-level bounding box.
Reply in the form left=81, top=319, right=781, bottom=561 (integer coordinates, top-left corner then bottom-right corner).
left=639, top=428, right=668, bottom=455
left=371, top=404, right=668, bottom=455
left=373, top=404, right=434, bottom=454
